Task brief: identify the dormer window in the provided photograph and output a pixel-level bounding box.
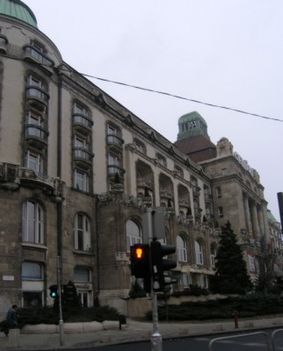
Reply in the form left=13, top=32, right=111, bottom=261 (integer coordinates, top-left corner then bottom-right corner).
left=156, top=153, right=166, bottom=167
left=134, top=138, right=146, bottom=154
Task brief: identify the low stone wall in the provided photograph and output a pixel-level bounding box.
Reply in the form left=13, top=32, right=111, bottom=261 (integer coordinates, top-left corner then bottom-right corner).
left=126, top=298, right=151, bottom=318
left=21, top=320, right=120, bottom=334
left=168, top=293, right=230, bottom=305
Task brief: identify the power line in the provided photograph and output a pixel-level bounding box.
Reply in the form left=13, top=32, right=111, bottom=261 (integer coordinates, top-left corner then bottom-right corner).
left=82, top=73, right=283, bottom=123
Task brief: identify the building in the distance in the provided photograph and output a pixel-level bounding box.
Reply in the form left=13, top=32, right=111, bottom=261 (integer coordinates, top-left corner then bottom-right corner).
left=0, top=0, right=281, bottom=317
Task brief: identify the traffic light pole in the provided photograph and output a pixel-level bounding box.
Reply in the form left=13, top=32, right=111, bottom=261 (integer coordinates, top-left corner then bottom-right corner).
left=57, top=256, right=64, bottom=346
left=146, top=207, right=163, bottom=351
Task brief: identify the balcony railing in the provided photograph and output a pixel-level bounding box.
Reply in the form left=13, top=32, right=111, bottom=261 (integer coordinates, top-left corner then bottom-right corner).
left=25, top=124, right=48, bottom=145
left=26, top=86, right=49, bottom=107
left=73, top=147, right=94, bottom=164
left=23, top=46, right=54, bottom=67
left=107, top=134, right=124, bottom=148
left=73, top=114, right=93, bottom=132
left=107, top=165, right=125, bottom=177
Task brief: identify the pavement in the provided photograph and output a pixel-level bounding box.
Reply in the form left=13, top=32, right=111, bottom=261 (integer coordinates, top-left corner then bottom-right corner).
left=1, top=315, right=283, bottom=350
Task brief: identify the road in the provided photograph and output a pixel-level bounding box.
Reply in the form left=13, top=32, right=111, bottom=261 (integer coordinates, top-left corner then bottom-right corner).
left=89, top=328, right=283, bottom=351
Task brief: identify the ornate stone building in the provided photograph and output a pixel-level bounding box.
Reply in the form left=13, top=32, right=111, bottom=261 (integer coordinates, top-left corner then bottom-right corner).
left=175, top=111, right=281, bottom=282
left=0, top=0, right=280, bottom=317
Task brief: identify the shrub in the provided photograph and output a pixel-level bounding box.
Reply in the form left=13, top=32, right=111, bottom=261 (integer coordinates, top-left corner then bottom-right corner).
left=145, top=293, right=283, bottom=321
left=17, top=305, right=121, bottom=327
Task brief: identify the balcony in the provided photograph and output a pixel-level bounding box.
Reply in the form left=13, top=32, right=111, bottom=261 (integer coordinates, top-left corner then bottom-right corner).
left=73, top=114, right=93, bottom=134
left=107, top=134, right=124, bottom=149
left=26, top=86, right=49, bottom=110
left=107, top=165, right=125, bottom=178
left=23, top=46, right=54, bottom=72
left=73, top=147, right=94, bottom=167
left=25, top=124, right=48, bottom=148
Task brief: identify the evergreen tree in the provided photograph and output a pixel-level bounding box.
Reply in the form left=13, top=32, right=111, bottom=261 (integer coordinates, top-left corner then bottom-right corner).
left=210, top=221, right=252, bottom=294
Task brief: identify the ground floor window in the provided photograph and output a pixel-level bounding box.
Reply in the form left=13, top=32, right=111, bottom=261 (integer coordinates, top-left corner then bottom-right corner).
left=78, top=291, right=89, bottom=307
left=22, top=291, right=42, bottom=307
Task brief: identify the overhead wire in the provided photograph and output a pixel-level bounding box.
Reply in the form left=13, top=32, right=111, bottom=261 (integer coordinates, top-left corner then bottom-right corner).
left=81, top=73, right=283, bottom=123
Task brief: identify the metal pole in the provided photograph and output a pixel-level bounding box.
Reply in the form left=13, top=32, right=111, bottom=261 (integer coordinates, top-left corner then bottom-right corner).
left=57, top=256, right=64, bottom=346
left=151, top=291, right=162, bottom=351
left=147, top=207, right=163, bottom=351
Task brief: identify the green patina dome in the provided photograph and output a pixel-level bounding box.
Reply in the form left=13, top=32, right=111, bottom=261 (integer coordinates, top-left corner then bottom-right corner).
left=177, top=111, right=208, bottom=140
left=0, top=0, right=37, bottom=27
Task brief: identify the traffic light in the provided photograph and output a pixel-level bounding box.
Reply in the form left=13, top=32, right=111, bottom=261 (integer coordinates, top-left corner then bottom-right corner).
left=49, top=284, right=59, bottom=299
left=62, top=281, right=81, bottom=311
left=130, top=244, right=151, bottom=293
left=151, top=239, right=176, bottom=291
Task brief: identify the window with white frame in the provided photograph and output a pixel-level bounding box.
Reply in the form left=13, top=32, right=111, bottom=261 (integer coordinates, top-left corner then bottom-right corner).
left=195, top=240, right=204, bottom=265
left=28, top=74, right=44, bottom=88
left=74, top=168, right=89, bottom=192
left=25, top=150, right=42, bottom=175
left=22, top=261, right=43, bottom=280
left=74, top=213, right=91, bottom=251
left=74, top=266, right=92, bottom=307
left=22, top=200, right=44, bottom=244
left=21, top=261, right=44, bottom=307
left=74, top=266, right=91, bottom=282
left=107, top=123, right=119, bottom=136
left=177, top=235, right=187, bottom=262
left=73, top=101, right=89, bottom=116
left=126, top=219, right=142, bottom=251
left=108, top=152, right=121, bottom=167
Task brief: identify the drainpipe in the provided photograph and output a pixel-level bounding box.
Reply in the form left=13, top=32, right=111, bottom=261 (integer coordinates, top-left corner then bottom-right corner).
left=57, top=71, right=63, bottom=271
left=95, top=195, right=100, bottom=301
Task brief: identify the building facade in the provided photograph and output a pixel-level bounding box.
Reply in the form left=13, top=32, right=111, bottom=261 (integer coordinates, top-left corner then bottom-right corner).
left=0, top=0, right=281, bottom=316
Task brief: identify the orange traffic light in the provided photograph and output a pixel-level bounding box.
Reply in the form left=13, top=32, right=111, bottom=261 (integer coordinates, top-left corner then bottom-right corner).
left=135, top=247, right=144, bottom=259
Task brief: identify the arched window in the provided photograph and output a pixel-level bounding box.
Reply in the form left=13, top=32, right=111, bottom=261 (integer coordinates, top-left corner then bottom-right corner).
left=74, top=213, right=91, bottom=251
left=177, top=235, right=187, bottom=262
left=22, top=200, right=44, bottom=244
left=195, top=240, right=204, bottom=265
left=126, top=219, right=142, bottom=251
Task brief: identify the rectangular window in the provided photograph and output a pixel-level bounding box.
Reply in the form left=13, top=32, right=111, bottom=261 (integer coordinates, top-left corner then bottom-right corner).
left=22, top=262, right=43, bottom=280
left=74, top=267, right=91, bottom=282
left=74, top=169, right=89, bottom=192
left=108, top=153, right=121, bottom=167
left=22, top=201, right=44, bottom=244
left=28, top=75, right=43, bottom=88
left=73, top=102, right=88, bottom=116
left=25, top=150, right=42, bottom=175
left=23, top=292, right=43, bottom=308
left=216, top=186, right=222, bottom=198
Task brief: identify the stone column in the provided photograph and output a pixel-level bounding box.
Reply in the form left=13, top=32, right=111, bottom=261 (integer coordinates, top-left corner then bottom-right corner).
left=153, top=170, right=160, bottom=207
left=244, top=194, right=252, bottom=234
left=257, top=205, right=264, bottom=237
left=251, top=202, right=260, bottom=238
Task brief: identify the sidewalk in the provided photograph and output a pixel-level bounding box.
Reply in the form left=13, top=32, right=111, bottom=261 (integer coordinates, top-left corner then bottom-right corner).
left=1, top=315, right=283, bottom=350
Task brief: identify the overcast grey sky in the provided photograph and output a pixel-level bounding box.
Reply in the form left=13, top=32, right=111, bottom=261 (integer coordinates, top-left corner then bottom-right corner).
left=24, top=0, right=283, bottom=221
